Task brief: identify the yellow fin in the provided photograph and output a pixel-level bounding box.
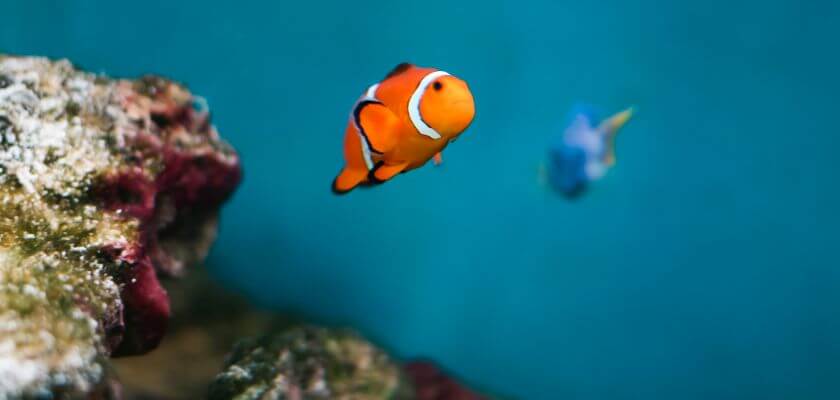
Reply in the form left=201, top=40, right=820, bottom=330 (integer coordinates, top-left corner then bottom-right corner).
left=599, top=107, right=634, bottom=166
left=598, top=107, right=634, bottom=134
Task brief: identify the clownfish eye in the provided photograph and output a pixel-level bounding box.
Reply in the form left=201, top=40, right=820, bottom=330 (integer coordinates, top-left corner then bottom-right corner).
left=433, top=81, right=443, bottom=91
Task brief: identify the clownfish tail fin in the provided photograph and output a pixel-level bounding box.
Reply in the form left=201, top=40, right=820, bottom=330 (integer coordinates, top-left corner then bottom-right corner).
left=332, top=167, right=368, bottom=195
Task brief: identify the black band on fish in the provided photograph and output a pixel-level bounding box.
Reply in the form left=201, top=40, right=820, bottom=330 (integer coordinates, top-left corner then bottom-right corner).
left=353, top=100, right=385, bottom=155
left=367, top=161, right=387, bottom=185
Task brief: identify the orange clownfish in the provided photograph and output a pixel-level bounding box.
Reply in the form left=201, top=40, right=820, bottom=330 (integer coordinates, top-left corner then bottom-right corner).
left=332, top=63, right=476, bottom=194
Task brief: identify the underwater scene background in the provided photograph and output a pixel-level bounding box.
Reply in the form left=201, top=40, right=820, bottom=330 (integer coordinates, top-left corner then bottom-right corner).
left=4, top=0, right=838, bottom=398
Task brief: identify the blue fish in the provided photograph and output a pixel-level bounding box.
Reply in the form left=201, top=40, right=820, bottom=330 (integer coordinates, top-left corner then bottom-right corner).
left=542, top=105, right=633, bottom=198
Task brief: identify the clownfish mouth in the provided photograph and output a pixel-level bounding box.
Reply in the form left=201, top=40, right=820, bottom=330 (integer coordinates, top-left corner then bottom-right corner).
left=447, top=99, right=475, bottom=115
left=449, top=98, right=475, bottom=126
left=449, top=98, right=475, bottom=110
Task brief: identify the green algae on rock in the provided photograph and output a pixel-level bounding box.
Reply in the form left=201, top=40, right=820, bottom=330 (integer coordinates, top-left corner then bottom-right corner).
left=208, top=326, right=416, bottom=400
left=113, top=271, right=492, bottom=400
left=0, top=55, right=241, bottom=398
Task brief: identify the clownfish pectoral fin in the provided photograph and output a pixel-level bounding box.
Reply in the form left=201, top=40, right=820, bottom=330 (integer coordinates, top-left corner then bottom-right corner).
left=598, top=107, right=634, bottom=166
left=370, top=162, right=410, bottom=184
left=332, top=167, right=369, bottom=195
left=433, top=152, right=443, bottom=166
left=356, top=102, right=401, bottom=154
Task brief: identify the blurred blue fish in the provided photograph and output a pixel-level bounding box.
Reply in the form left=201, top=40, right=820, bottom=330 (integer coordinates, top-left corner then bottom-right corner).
left=542, top=105, right=633, bottom=198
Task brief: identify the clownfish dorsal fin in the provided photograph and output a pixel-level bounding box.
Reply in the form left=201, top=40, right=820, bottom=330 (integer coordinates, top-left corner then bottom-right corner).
left=384, top=62, right=414, bottom=80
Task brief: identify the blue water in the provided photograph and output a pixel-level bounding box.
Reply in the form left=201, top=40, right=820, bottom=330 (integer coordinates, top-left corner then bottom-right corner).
left=5, top=1, right=840, bottom=398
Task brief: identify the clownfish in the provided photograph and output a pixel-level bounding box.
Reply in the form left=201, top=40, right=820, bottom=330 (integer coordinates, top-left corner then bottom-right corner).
left=332, top=63, right=476, bottom=194
left=543, top=105, right=633, bottom=198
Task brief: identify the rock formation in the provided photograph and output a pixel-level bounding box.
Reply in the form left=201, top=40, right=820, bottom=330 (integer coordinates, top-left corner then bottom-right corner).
left=0, top=55, right=240, bottom=398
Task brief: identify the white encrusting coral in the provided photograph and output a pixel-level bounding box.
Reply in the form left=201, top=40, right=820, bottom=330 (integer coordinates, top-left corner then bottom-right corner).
left=0, top=57, right=118, bottom=198
left=0, top=56, right=134, bottom=397
left=0, top=54, right=241, bottom=398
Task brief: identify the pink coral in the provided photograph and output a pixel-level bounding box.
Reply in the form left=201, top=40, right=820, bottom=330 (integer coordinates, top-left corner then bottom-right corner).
left=404, top=361, right=487, bottom=400
left=98, top=77, right=241, bottom=356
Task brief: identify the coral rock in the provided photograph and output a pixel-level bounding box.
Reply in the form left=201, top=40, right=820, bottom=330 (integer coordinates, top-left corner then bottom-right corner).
left=0, top=55, right=240, bottom=398
left=404, top=362, right=487, bottom=400
left=207, top=326, right=495, bottom=400
left=207, top=326, right=415, bottom=400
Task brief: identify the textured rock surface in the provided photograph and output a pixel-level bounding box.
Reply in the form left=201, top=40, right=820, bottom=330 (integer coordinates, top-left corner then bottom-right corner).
left=113, top=268, right=293, bottom=399
left=114, top=270, right=492, bottom=400
left=0, top=55, right=240, bottom=398
left=207, top=326, right=415, bottom=400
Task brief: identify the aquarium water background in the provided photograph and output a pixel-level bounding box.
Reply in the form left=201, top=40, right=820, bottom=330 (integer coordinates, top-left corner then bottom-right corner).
left=3, top=1, right=839, bottom=398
